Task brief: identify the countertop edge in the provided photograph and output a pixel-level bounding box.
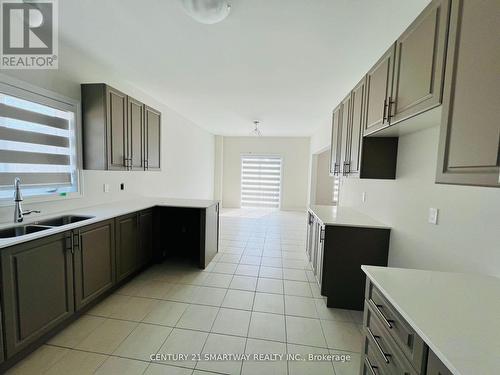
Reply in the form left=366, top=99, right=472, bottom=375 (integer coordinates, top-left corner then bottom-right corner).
left=0, top=198, right=219, bottom=249
left=308, top=205, right=391, bottom=229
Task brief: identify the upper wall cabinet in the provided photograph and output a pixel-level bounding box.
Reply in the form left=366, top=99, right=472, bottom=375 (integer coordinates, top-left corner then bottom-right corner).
left=436, top=0, right=500, bottom=187
left=344, top=78, right=365, bottom=176
left=128, top=96, right=146, bottom=171
left=81, top=83, right=161, bottom=171
left=339, top=95, right=351, bottom=175
left=364, top=45, right=395, bottom=135
left=144, top=106, right=161, bottom=171
left=329, top=105, right=342, bottom=176
left=391, top=0, right=450, bottom=125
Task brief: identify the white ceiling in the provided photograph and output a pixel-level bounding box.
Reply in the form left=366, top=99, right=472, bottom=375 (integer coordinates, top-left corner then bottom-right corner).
left=60, top=0, right=430, bottom=136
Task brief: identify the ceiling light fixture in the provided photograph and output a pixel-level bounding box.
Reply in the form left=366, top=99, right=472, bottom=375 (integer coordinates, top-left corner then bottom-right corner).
left=180, top=0, right=231, bottom=25
left=251, top=120, right=262, bottom=137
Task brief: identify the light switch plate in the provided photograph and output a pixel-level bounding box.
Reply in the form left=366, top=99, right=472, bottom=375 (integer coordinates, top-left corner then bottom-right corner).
left=428, top=208, right=439, bottom=225
left=103, top=184, right=109, bottom=193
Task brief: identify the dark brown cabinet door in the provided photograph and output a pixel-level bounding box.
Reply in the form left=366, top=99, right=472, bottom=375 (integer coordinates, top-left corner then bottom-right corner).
left=127, top=97, right=145, bottom=170
left=116, top=213, right=139, bottom=282
left=437, top=0, right=500, bottom=187
left=329, top=105, right=342, bottom=176
left=339, top=95, right=351, bottom=175
left=348, top=78, right=366, bottom=175
left=364, top=45, right=395, bottom=135
left=74, top=220, right=115, bottom=310
left=145, top=106, right=161, bottom=171
left=138, top=209, right=154, bottom=267
left=1, top=233, right=74, bottom=357
left=202, top=203, right=219, bottom=268
left=106, top=86, right=128, bottom=170
left=392, top=0, right=450, bottom=124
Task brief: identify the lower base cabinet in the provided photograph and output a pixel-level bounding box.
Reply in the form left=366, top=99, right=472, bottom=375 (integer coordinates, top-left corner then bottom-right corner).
left=74, top=219, right=115, bottom=310
left=116, top=212, right=140, bottom=281
left=1, top=232, right=74, bottom=357
left=361, top=280, right=453, bottom=375
left=116, top=209, right=154, bottom=282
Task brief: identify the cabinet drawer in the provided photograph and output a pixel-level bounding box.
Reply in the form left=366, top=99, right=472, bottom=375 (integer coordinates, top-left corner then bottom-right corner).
left=367, top=282, right=426, bottom=373
left=363, top=315, right=418, bottom=375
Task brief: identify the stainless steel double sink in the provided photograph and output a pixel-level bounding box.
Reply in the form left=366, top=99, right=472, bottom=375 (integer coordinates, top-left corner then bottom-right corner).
left=0, top=215, right=94, bottom=239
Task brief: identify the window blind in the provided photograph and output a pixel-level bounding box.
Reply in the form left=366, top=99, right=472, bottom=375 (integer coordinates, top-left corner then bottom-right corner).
left=0, top=91, right=77, bottom=196
left=241, top=155, right=282, bottom=208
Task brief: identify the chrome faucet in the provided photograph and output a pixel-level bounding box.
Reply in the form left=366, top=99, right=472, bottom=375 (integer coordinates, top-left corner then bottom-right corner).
left=14, top=178, right=41, bottom=223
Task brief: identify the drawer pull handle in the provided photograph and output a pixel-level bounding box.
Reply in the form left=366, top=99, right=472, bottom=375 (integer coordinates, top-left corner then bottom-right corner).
left=369, top=298, right=394, bottom=329
left=364, top=356, right=379, bottom=375
left=367, top=327, right=391, bottom=364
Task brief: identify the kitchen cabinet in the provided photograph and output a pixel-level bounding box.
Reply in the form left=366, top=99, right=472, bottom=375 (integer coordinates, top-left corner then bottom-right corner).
left=116, top=210, right=154, bottom=282
left=128, top=96, right=145, bottom=170
left=307, top=207, right=390, bottom=308
left=144, top=106, right=161, bottom=170
left=339, top=95, right=351, bottom=176
left=306, top=212, right=315, bottom=261
left=1, top=232, right=74, bottom=357
left=391, top=0, right=450, bottom=125
left=346, top=78, right=365, bottom=176
left=73, top=220, right=115, bottom=310
left=311, top=219, right=325, bottom=292
left=361, top=279, right=455, bottom=375
left=436, top=0, right=500, bottom=187
left=329, top=105, right=342, bottom=176
left=138, top=209, right=154, bottom=267
left=82, top=83, right=161, bottom=171
left=364, top=44, right=395, bottom=135
left=156, top=204, right=219, bottom=269
left=116, top=212, right=139, bottom=282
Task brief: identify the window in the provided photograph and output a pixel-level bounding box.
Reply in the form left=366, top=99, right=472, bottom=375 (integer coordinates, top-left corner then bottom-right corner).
left=0, top=79, right=80, bottom=200
left=241, top=155, right=282, bottom=209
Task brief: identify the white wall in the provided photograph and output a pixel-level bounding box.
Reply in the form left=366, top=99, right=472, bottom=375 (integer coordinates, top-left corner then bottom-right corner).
left=221, top=137, right=310, bottom=211
left=311, top=123, right=500, bottom=277
left=0, top=44, right=215, bottom=223
left=314, top=149, right=334, bottom=205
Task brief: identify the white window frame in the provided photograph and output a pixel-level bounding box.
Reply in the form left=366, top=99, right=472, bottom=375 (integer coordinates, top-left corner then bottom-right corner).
left=240, top=153, right=283, bottom=210
left=0, top=73, right=83, bottom=206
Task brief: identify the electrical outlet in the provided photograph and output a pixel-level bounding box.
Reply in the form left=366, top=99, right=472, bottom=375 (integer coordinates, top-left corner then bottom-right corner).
left=103, top=184, right=109, bottom=193
left=428, top=208, right=439, bottom=225
left=362, top=192, right=366, bottom=203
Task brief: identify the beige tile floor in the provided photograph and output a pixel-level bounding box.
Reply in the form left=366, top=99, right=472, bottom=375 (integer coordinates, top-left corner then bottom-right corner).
left=6, top=209, right=363, bottom=375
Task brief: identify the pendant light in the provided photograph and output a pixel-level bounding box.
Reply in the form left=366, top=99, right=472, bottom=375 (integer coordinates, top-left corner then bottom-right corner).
left=180, top=0, right=231, bottom=24
left=251, top=120, right=262, bottom=137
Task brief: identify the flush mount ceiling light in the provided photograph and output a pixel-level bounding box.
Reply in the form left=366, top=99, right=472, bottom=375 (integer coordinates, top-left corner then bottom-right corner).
left=250, top=120, right=262, bottom=137
left=180, top=0, right=231, bottom=24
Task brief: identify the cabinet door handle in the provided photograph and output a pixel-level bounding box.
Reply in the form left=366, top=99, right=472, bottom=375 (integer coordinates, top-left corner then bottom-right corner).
left=364, top=357, right=379, bottom=375
left=72, top=233, right=80, bottom=254
left=382, top=98, right=389, bottom=123
left=320, top=228, right=325, bottom=242
left=367, top=327, right=391, bottom=364
left=368, top=298, right=394, bottom=329
left=388, top=97, right=395, bottom=120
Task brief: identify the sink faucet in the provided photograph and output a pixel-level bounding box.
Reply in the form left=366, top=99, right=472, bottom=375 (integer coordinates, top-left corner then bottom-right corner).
left=14, top=178, right=41, bottom=223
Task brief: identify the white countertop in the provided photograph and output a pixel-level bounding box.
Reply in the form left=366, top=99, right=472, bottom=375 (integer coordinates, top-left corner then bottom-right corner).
left=362, top=266, right=500, bottom=375
left=0, top=197, right=218, bottom=249
left=309, top=205, right=390, bottom=229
